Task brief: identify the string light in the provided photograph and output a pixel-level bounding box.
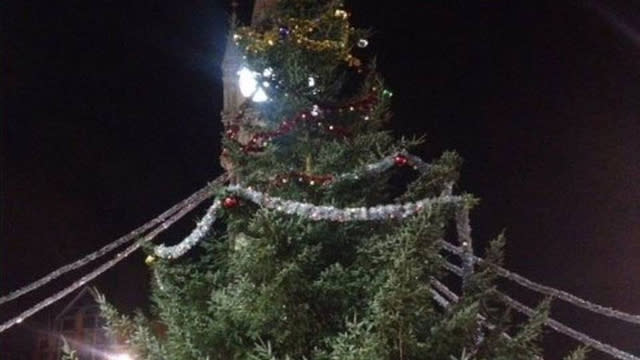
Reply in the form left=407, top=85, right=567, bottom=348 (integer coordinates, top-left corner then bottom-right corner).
left=334, top=9, right=348, bottom=19
left=226, top=94, right=378, bottom=152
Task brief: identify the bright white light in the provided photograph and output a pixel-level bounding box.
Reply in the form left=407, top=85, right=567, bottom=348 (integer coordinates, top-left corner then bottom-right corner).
left=238, top=67, right=258, bottom=98
left=238, top=66, right=270, bottom=102
left=263, top=67, right=274, bottom=77
left=109, top=354, right=133, bottom=360
left=311, top=104, right=320, bottom=116
left=308, top=76, right=316, bottom=87
left=252, top=88, right=268, bottom=102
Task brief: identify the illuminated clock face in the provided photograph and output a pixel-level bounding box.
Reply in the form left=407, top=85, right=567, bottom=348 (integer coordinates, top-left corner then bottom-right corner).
left=237, top=66, right=268, bottom=103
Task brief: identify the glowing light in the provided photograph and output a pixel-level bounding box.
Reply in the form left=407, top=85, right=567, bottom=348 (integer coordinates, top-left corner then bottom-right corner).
left=308, top=76, right=316, bottom=87
left=238, top=67, right=258, bottom=97
left=252, top=88, right=268, bottom=102
left=311, top=104, right=320, bottom=116
left=109, top=353, right=133, bottom=360
left=237, top=66, right=269, bottom=102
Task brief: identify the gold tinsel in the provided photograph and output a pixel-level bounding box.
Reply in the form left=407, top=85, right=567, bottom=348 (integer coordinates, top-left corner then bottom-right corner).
left=233, top=9, right=361, bottom=67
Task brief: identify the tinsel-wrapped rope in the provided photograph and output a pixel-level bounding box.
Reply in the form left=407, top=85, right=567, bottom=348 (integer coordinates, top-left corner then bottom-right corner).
left=430, top=277, right=546, bottom=359
left=0, top=176, right=226, bottom=307
left=0, top=182, right=218, bottom=334
left=443, top=260, right=640, bottom=360
left=500, top=291, right=639, bottom=360
left=455, top=207, right=474, bottom=290
left=430, top=286, right=452, bottom=309
left=439, top=240, right=640, bottom=326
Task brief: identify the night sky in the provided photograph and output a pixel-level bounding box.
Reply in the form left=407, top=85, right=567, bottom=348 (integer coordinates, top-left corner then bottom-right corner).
left=3, top=1, right=640, bottom=358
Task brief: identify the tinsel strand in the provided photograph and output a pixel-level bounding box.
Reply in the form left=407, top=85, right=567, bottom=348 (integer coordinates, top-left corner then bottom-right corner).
left=154, top=200, right=221, bottom=259
left=230, top=185, right=464, bottom=221
left=0, top=184, right=216, bottom=334
left=0, top=176, right=226, bottom=306
left=152, top=184, right=466, bottom=259
left=270, top=150, right=432, bottom=187
left=499, top=292, right=639, bottom=360
left=439, top=240, right=640, bottom=326
left=443, top=261, right=638, bottom=360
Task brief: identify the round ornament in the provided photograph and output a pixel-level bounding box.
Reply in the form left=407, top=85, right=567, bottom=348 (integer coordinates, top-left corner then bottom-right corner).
left=223, top=196, right=239, bottom=209
left=279, top=26, right=291, bottom=39
left=145, top=255, right=156, bottom=266
left=394, top=154, right=409, bottom=167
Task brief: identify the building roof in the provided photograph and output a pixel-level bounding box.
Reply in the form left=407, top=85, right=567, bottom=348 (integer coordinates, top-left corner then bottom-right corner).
left=54, top=287, right=98, bottom=321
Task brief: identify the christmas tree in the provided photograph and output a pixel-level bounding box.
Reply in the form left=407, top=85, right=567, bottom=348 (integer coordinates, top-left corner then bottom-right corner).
left=96, top=1, right=585, bottom=359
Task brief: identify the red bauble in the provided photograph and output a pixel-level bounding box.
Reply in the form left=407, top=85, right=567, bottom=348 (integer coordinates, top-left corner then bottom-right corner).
left=223, top=196, right=239, bottom=209
left=394, top=154, right=409, bottom=167
left=225, top=125, right=239, bottom=139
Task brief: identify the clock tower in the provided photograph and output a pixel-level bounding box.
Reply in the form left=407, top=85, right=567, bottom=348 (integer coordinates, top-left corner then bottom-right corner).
left=220, top=0, right=279, bottom=174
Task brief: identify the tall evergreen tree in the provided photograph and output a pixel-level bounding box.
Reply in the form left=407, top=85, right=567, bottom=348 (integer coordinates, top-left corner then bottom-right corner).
left=97, top=1, right=586, bottom=359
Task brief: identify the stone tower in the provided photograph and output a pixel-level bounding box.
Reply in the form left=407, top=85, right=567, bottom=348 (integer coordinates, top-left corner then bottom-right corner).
left=251, top=0, right=279, bottom=24
left=220, top=0, right=279, bottom=174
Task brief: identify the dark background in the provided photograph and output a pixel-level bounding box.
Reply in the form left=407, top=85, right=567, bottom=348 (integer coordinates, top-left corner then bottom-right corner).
left=3, top=1, right=640, bottom=358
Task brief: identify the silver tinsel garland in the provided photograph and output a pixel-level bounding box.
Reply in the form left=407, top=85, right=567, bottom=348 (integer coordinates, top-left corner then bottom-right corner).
left=153, top=188, right=463, bottom=259
left=154, top=200, right=221, bottom=259
left=327, top=151, right=431, bottom=182
left=228, top=185, right=463, bottom=222
left=154, top=151, right=457, bottom=259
